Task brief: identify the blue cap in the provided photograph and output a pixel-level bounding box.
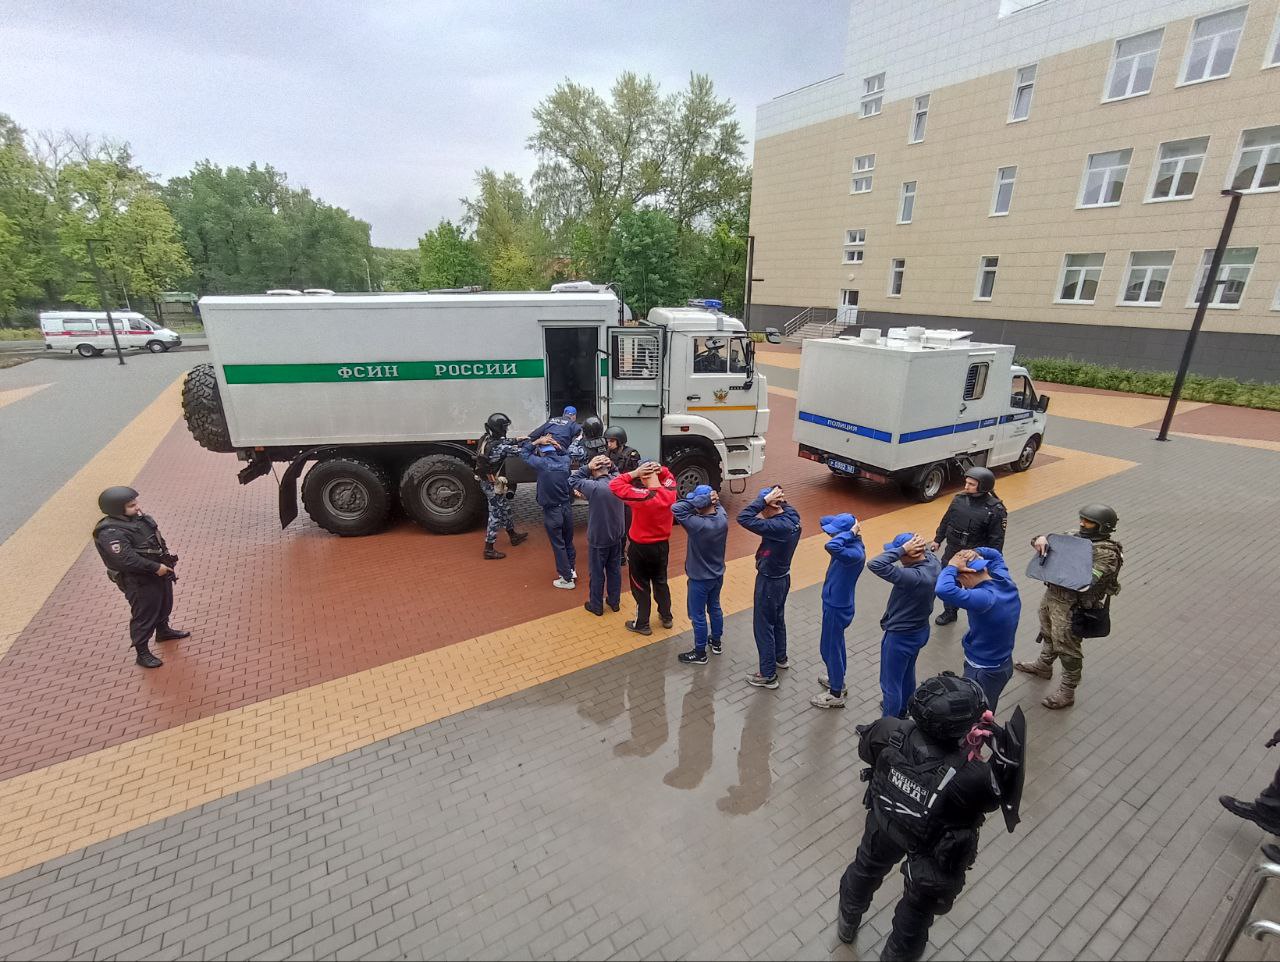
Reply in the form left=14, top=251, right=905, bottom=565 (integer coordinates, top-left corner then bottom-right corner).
left=538, top=444, right=557, bottom=454
left=686, top=484, right=714, bottom=509
left=758, top=486, right=776, bottom=499
left=563, top=405, right=577, bottom=416
left=885, top=532, right=914, bottom=551
left=820, top=513, right=857, bottom=535
left=966, top=558, right=990, bottom=573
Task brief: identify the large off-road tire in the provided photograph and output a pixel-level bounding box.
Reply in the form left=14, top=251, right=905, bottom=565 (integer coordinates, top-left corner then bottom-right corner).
left=398, top=454, right=486, bottom=534
left=182, top=363, right=235, bottom=453
left=665, top=446, right=723, bottom=499
left=1007, top=435, right=1040, bottom=473
left=301, top=456, right=393, bottom=536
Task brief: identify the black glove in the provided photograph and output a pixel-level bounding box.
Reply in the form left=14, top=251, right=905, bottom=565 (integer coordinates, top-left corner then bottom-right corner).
left=1266, top=728, right=1280, bottom=749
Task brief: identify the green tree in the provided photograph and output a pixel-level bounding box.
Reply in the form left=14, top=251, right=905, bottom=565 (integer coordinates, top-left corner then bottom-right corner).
left=460, top=168, right=552, bottom=289
left=0, top=115, right=64, bottom=321
left=418, top=220, right=486, bottom=289
left=606, top=208, right=686, bottom=317
left=373, top=247, right=421, bottom=291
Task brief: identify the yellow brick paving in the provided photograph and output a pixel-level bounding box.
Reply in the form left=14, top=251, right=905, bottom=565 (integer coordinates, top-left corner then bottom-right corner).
left=0, top=442, right=1133, bottom=879
left=0, top=377, right=184, bottom=663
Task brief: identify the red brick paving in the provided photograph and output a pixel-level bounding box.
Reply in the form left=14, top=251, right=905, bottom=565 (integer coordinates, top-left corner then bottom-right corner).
left=0, top=391, right=1054, bottom=778
left=1138, top=402, right=1280, bottom=442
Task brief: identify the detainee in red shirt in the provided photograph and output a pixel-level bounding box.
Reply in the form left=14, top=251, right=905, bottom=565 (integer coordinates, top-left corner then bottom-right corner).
left=608, top=461, right=678, bottom=636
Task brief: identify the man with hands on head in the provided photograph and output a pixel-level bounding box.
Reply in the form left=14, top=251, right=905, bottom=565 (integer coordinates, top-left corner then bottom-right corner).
left=519, top=433, right=577, bottom=589
left=869, top=533, right=942, bottom=718
left=570, top=454, right=626, bottom=616
left=609, top=460, right=678, bottom=636
left=934, top=546, right=1021, bottom=711
left=737, top=485, right=803, bottom=691
left=673, top=484, right=729, bottom=665
left=811, top=513, right=865, bottom=709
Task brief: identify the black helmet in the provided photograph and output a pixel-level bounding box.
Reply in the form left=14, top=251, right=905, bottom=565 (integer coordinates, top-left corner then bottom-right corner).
left=1078, top=503, right=1118, bottom=537
left=485, top=412, right=511, bottom=438
left=964, top=466, right=995, bottom=495
left=581, top=416, right=604, bottom=440
left=604, top=425, right=628, bottom=446
left=907, top=672, right=988, bottom=743
left=98, top=485, right=139, bottom=519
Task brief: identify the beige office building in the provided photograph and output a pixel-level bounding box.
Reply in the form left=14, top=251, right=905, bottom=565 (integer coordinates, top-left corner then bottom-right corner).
left=750, top=0, right=1280, bottom=379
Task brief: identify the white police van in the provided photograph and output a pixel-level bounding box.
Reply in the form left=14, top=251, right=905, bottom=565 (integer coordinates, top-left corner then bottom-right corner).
left=794, top=327, right=1050, bottom=501
left=40, top=311, right=183, bottom=357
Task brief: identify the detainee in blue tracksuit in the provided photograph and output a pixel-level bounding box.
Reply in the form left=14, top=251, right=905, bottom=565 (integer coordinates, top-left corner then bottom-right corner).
left=673, top=484, right=729, bottom=664
left=934, top=546, right=1021, bottom=710
left=868, top=533, right=943, bottom=718
left=519, top=440, right=577, bottom=587
left=571, top=456, right=627, bottom=615
left=737, top=485, right=803, bottom=689
left=810, top=513, right=865, bottom=709
left=530, top=406, right=582, bottom=452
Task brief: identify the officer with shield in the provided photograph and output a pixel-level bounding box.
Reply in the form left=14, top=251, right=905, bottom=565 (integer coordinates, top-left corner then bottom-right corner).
left=93, top=486, right=188, bottom=669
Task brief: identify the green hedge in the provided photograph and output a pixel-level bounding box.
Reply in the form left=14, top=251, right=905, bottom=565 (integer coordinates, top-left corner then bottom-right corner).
left=1019, top=356, right=1280, bottom=412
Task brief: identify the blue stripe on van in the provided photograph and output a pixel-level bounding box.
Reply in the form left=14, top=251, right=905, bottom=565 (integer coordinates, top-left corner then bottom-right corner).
left=798, top=410, right=892, bottom=442
left=898, top=417, right=1001, bottom=444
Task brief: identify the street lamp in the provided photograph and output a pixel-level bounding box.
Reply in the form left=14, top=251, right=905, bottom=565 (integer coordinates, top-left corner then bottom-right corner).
left=85, top=238, right=126, bottom=365
left=362, top=257, right=373, bottom=292
left=1155, top=189, right=1243, bottom=441
left=744, top=235, right=765, bottom=329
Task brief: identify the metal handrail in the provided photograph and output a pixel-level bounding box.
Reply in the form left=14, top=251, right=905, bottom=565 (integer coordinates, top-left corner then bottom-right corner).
left=783, top=307, right=816, bottom=336
left=1208, top=850, right=1280, bottom=960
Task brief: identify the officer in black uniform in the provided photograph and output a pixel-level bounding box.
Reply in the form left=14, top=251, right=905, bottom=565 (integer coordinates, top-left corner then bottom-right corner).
left=837, top=674, right=1001, bottom=961
left=92, top=486, right=188, bottom=668
left=930, top=466, right=1007, bottom=626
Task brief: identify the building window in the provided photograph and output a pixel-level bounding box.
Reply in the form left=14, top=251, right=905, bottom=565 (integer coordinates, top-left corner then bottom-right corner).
left=850, top=154, right=875, bottom=193
left=843, top=249, right=865, bottom=264
left=1079, top=149, right=1133, bottom=207
left=1057, top=253, right=1105, bottom=303
left=909, top=94, right=930, bottom=143
left=963, top=363, right=990, bottom=401
left=862, top=73, right=885, bottom=117
left=1272, top=283, right=1280, bottom=310
left=1230, top=126, right=1280, bottom=193
left=991, top=166, right=1017, bottom=215
left=845, top=229, right=866, bottom=246
left=1009, top=64, right=1037, bottom=122
left=1190, top=247, right=1257, bottom=308
left=1269, top=16, right=1280, bottom=68
left=1121, top=251, right=1174, bottom=305
left=1149, top=137, right=1209, bottom=200
left=975, top=256, right=999, bottom=300
left=889, top=258, right=905, bottom=296
left=1180, top=7, right=1246, bottom=84
left=1105, top=29, right=1162, bottom=100
left=898, top=181, right=917, bottom=224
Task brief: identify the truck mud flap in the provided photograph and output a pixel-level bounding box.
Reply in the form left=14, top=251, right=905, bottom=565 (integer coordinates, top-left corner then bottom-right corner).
left=278, top=446, right=338, bottom=529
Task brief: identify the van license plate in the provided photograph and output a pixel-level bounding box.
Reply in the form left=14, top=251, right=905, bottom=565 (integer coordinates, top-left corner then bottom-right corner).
left=828, top=457, right=858, bottom=475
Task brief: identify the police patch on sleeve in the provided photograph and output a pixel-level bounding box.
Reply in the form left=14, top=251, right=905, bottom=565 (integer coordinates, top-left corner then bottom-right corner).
left=109, top=541, right=123, bottom=554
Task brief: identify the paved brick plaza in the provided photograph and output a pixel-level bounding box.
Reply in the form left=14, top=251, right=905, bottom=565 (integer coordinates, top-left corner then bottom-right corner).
left=1, top=349, right=1278, bottom=960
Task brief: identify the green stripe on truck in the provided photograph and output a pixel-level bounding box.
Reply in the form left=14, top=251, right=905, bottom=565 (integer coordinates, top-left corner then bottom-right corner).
left=222, top=359, right=546, bottom=384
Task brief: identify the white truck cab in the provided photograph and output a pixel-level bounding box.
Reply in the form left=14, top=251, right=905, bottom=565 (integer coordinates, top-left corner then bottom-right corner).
left=40, top=311, right=183, bottom=356
left=794, top=327, right=1049, bottom=501
left=183, top=287, right=779, bottom=537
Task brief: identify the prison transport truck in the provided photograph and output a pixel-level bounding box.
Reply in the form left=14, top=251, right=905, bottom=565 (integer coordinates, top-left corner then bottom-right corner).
left=793, top=327, right=1049, bottom=502
left=182, top=287, right=776, bottom=536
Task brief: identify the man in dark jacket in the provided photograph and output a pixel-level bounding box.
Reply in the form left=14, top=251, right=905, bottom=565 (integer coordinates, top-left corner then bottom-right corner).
left=571, top=455, right=627, bottom=616
left=520, top=436, right=577, bottom=589
left=869, top=533, right=942, bottom=717
left=930, top=466, right=1007, bottom=626
left=737, top=485, right=802, bottom=690
left=837, top=674, right=1001, bottom=961
left=92, top=485, right=188, bottom=669
left=672, top=485, right=729, bottom=664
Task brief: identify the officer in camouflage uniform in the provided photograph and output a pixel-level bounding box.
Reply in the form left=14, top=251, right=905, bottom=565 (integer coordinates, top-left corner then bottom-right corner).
left=476, top=413, right=529, bottom=560
left=1015, top=503, right=1123, bottom=709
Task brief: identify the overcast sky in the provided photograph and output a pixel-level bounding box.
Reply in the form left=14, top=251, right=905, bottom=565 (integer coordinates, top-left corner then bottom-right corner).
left=2, top=1, right=848, bottom=248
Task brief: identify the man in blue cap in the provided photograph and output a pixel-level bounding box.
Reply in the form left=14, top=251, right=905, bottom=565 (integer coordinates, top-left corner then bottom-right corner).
left=520, top=433, right=577, bottom=589
left=672, top=484, right=729, bottom=665
left=935, top=547, right=1021, bottom=710
left=737, top=485, right=802, bottom=689
left=868, top=533, right=942, bottom=717
left=530, top=405, right=582, bottom=453
left=811, top=513, right=865, bottom=709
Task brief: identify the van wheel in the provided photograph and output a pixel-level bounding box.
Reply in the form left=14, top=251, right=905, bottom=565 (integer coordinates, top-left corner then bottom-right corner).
left=76, top=344, right=97, bottom=358
left=398, top=454, right=486, bottom=534
left=1008, top=436, right=1040, bottom=473
left=910, top=463, right=947, bottom=503
left=147, top=340, right=168, bottom=353
left=301, top=457, right=393, bottom=536
left=665, top=447, right=723, bottom=499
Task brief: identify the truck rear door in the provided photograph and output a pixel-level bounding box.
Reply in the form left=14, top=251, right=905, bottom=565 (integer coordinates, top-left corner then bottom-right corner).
left=607, top=327, right=664, bottom=463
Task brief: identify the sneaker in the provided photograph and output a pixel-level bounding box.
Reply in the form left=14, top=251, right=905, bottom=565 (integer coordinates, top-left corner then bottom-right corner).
left=678, top=648, right=708, bottom=665
left=709, top=639, right=723, bottom=655
left=553, top=577, right=576, bottom=590
left=810, top=690, right=846, bottom=709
left=748, top=673, right=779, bottom=690
left=625, top=620, right=652, bottom=636
left=571, top=569, right=578, bottom=581
left=775, top=658, right=790, bottom=670
left=661, top=616, right=674, bottom=629
left=583, top=603, right=603, bottom=616
left=818, top=675, right=849, bottom=696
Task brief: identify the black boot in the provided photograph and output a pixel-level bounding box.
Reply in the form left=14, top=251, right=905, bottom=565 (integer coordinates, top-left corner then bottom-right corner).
left=934, top=607, right=958, bottom=626
left=135, top=646, right=163, bottom=669
left=508, top=530, right=528, bottom=546
left=837, top=908, right=861, bottom=944
left=1221, top=796, right=1280, bottom=835
left=484, top=542, right=506, bottom=560
left=156, top=626, right=190, bottom=641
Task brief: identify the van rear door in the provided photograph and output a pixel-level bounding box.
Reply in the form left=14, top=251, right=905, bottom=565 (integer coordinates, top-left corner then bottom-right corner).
left=606, top=326, right=664, bottom=462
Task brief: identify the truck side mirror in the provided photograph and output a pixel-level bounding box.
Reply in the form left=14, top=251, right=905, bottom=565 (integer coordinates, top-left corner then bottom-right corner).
left=1036, top=394, right=1050, bottom=413
left=764, top=327, right=782, bottom=344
